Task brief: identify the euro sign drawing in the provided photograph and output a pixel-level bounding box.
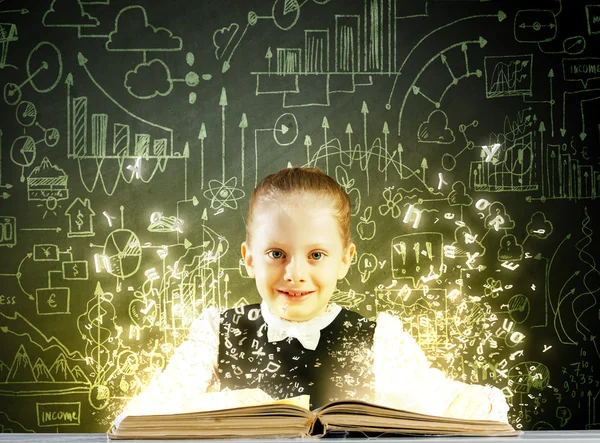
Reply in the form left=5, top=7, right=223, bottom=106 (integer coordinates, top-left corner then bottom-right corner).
left=47, top=293, right=57, bottom=308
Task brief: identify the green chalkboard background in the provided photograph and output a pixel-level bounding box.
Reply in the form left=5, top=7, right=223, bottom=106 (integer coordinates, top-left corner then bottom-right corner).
left=0, top=0, right=598, bottom=433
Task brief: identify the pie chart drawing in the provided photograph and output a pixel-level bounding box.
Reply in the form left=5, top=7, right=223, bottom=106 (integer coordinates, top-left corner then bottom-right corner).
left=103, top=229, right=142, bottom=279
left=10, top=135, right=36, bottom=168
left=272, top=0, right=300, bottom=31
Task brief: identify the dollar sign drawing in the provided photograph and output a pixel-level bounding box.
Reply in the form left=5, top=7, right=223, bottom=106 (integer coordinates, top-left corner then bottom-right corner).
left=76, top=210, right=84, bottom=230
left=73, top=264, right=79, bottom=277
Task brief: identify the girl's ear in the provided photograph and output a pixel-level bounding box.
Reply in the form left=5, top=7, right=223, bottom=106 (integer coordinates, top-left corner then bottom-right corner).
left=337, top=242, right=356, bottom=280
left=241, top=242, right=255, bottom=278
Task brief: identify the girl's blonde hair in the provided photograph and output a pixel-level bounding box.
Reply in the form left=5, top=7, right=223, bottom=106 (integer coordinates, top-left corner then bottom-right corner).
left=246, top=167, right=352, bottom=247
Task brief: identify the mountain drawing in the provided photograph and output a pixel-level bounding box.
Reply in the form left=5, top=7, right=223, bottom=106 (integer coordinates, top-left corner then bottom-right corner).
left=71, top=365, right=90, bottom=384
left=1, top=346, right=89, bottom=384
left=49, top=353, right=76, bottom=382
left=0, top=361, right=9, bottom=382
left=32, top=358, right=54, bottom=382
left=6, top=345, right=36, bottom=382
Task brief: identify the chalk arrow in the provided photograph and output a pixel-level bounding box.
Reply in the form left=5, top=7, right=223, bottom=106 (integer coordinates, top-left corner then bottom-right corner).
left=361, top=101, right=369, bottom=114
left=219, top=87, right=228, bottom=106
left=77, top=52, right=88, bottom=66
left=198, top=123, right=207, bottom=140
left=239, top=113, right=248, bottom=128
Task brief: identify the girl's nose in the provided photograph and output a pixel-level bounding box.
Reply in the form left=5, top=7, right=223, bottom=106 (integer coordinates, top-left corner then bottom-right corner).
left=284, top=257, right=307, bottom=283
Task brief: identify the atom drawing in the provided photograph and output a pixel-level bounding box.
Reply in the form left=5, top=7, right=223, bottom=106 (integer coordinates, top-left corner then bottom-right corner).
left=203, top=177, right=245, bottom=210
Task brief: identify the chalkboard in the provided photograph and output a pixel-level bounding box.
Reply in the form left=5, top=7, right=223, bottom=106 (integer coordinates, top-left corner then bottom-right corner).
left=0, top=0, right=598, bottom=433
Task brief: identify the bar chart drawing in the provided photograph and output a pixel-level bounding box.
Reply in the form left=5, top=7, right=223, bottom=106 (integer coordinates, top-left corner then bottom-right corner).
left=305, top=29, right=329, bottom=73
left=276, top=48, right=301, bottom=73
left=72, top=97, right=88, bottom=157
left=541, top=144, right=598, bottom=200
left=364, top=0, right=396, bottom=73
left=253, top=0, right=398, bottom=107
left=335, top=16, right=360, bottom=72
left=113, top=123, right=130, bottom=156
left=470, top=133, right=538, bottom=192
left=69, top=95, right=175, bottom=160
left=469, top=133, right=599, bottom=199
left=66, top=55, right=185, bottom=194
left=91, top=113, right=107, bottom=157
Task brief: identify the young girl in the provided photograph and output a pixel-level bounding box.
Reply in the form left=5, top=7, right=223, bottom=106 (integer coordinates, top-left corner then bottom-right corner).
left=119, top=167, right=509, bottom=423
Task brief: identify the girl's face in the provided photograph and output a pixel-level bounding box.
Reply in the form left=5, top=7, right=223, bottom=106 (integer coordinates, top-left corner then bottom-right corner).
left=241, top=193, right=355, bottom=322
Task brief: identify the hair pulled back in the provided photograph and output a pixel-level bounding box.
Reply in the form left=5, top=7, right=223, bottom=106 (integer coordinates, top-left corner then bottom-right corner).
left=246, top=167, right=352, bottom=248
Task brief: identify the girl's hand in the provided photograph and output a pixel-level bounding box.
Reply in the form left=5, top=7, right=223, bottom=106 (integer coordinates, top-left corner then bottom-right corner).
left=443, top=385, right=493, bottom=420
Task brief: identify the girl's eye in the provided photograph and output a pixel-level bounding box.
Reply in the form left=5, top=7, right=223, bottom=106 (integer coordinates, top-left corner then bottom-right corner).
left=310, top=251, right=323, bottom=260
left=268, top=250, right=284, bottom=259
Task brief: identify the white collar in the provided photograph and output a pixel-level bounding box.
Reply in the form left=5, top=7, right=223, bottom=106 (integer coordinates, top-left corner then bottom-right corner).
left=260, top=301, right=342, bottom=351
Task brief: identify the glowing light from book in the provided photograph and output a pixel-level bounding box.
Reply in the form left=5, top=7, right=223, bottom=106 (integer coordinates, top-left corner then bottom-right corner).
left=372, top=312, right=448, bottom=414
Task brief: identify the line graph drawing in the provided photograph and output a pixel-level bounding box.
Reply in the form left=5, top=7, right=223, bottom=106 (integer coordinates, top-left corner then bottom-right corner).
left=485, top=55, right=533, bottom=99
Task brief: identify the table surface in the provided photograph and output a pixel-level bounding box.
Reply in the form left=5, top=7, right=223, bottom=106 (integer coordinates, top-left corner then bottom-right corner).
left=1, top=431, right=600, bottom=442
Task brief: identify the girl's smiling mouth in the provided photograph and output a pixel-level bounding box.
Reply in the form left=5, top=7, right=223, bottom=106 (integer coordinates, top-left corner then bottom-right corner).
left=277, top=289, right=314, bottom=299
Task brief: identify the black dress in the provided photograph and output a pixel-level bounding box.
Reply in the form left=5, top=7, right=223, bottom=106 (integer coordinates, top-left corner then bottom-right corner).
left=218, top=303, right=376, bottom=410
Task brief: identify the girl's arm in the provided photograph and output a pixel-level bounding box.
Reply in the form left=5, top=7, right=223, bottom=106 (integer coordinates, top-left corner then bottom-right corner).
left=373, top=311, right=509, bottom=423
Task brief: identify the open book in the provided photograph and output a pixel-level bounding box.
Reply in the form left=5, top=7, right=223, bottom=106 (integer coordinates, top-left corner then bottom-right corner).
left=109, top=390, right=519, bottom=439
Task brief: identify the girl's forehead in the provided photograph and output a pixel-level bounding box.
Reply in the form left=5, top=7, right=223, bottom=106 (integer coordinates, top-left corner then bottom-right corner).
left=258, top=192, right=336, bottom=213
left=250, top=197, right=342, bottom=239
